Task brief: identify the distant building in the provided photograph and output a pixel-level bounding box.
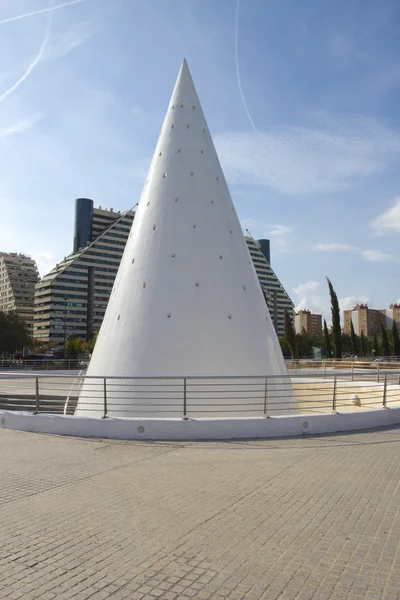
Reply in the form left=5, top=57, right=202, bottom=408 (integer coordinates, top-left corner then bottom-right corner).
left=381, top=304, right=400, bottom=329
left=245, top=237, right=294, bottom=337
left=34, top=199, right=135, bottom=344
left=0, top=253, right=39, bottom=335
left=294, top=309, right=323, bottom=337
left=343, top=304, right=386, bottom=336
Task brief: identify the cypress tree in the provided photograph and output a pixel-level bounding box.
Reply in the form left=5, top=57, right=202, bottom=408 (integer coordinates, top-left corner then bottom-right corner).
left=323, top=319, right=331, bottom=359
left=284, top=310, right=298, bottom=359
left=373, top=333, right=380, bottom=357
left=380, top=322, right=391, bottom=357
left=326, top=278, right=342, bottom=359
left=350, top=321, right=359, bottom=355
left=360, top=331, right=367, bottom=356
left=392, top=321, right=400, bottom=357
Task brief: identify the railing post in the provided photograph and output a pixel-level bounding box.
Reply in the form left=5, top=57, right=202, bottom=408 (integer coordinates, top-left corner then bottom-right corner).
left=323, top=361, right=326, bottom=379
left=34, top=377, right=40, bottom=414
left=183, top=378, right=187, bottom=419
left=377, top=363, right=380, bottom=383
left=351, top=362, right=354, bottom=382
left=102, top=378, right=108, bottom=418
left=332, top=376, right=337, bottom=412
left=383, top=374, right=387, bottom=408
left=263, top=378, right=268, bottom=418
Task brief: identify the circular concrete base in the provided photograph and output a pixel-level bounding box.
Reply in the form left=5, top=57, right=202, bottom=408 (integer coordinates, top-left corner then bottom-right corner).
left=1, top=407, right=400, bottom=440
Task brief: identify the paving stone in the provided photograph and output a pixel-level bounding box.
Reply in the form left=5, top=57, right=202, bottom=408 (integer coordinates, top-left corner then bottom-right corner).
left=1, top=427, right=400, bottom=600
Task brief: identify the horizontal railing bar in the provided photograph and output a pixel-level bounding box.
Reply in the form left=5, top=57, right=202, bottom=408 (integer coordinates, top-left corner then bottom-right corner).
left=0, top=370, right=398, bottom=381
left=93, top=406, right=188, bottom=416
left=183, top=402, right=265, bottom=408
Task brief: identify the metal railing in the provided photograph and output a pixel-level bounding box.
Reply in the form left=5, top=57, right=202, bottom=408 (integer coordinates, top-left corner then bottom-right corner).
left=0, top=371, right=399, bottom=419
left=0, top=359, right=88, bottom=371
left=1, top=357, right=398, bottom=374
left=287, top=359, right=400, bottom=381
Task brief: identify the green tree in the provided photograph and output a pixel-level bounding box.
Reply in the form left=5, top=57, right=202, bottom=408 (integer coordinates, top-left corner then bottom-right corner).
left=31, top=339, right=58, bottom=355
left=323, top=319, right=332, bottom=359
left=0, top=311, right=30, bottom=356
left=380, top=322, right=391, bottom=357
left=83, top=329, right=99, bottom=355
left=326, top=278, right=342, bottom=359
left=278, top=336, right=291, bottom=358
left=65, top=334, right=84, bottom=359
left=284, top=310, right=298, bottom=359
left=341, top=333, right=351, bottom=355
left=360, top=331, right=367, bottom=356
left=297, top=331, right=312, bottom=358
left=392, top=321, right=400, bottom=357
left=373, top=333, right=380, bottom=357
left=350, top=321, right=359, bottom=355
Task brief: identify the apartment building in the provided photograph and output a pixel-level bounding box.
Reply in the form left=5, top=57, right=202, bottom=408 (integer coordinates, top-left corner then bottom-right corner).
left=34, top=199, right=135, bottom=344
left=343, top=304, right=386, bottom=336
left=0, top=253, right=39, bottom=334
left=382, top=304, right=400, bottom=329
left=294, top=309, right=323, bottom=337
left=245, top=237, right=294, bottom=337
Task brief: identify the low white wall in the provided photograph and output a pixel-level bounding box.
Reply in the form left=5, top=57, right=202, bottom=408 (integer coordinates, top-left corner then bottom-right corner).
left=1, top=407, right=400, bottom=440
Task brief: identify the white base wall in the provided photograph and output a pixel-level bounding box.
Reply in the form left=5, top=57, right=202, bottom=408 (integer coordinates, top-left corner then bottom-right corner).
left=1, top=408, right=400, bottom=440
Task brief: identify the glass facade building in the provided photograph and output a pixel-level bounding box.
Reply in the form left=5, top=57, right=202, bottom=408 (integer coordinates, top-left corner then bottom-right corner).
left=73, top=198, right=93, bottom=254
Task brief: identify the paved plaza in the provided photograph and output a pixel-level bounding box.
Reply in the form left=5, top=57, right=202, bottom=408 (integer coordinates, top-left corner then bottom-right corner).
left=1, top=427, right=400, bottom=600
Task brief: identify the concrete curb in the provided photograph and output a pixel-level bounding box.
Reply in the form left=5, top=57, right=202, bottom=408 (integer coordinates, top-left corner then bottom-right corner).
left=1, top=407, right=400, bottom=440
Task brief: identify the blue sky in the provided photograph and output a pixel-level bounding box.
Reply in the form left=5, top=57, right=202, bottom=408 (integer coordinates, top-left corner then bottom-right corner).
left=1, top=0, right=400, bottom=322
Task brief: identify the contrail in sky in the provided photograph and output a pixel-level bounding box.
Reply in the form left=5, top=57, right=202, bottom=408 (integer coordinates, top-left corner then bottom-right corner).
left=234, top=0, right=258, bottom=133
left=0, top=0, right=86, bottom=26
left=0, top=12, right=52, bottom=104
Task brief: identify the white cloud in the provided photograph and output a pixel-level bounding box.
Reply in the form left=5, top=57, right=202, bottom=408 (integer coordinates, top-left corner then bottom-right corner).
left=240, top=219, right=295, bottom=252
left=295, top=295, right=331, bottom=321
left=293, top=280, right=320, bottom=296
left=314, top=243, right=355, bottom=252
left=215, top=115, right=400, bottom=195
left=339, top=296, right=370, bottom=311
left=294, top=281, right=330, bottom=323
left=34, top=252, right=56, bottom=277
left=43, top=21, right=95, bottom=62
left=0, top=115, right=42, bottom=137
left=293, top=280, right=370, bottom=323
left=371, top=197, right=400, bottom=234
left=265, top=224, right=294, bottom=237
left=362, top=249, right=393, bottom=262
left=313, top=242, right=393, bottom=262
left=264, top=223, right=296, bottom=253
left=240, top=218, right=255, bottom=233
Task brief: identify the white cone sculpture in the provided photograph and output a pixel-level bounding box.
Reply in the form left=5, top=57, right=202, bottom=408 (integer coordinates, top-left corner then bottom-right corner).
left=77, top=60, right=292, bottom=419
